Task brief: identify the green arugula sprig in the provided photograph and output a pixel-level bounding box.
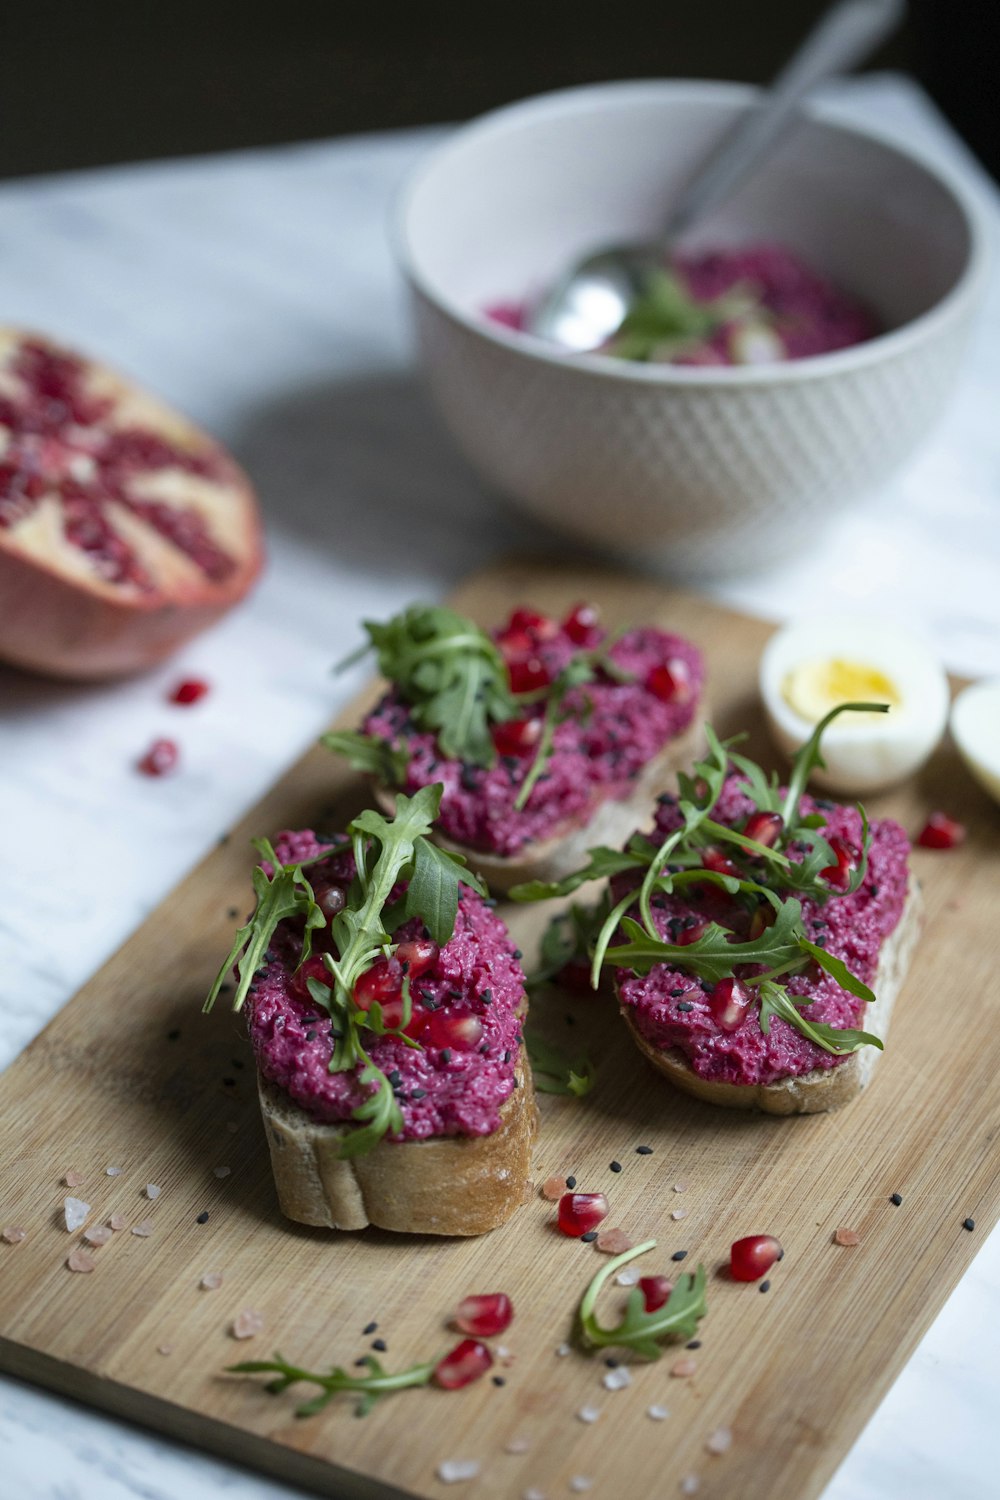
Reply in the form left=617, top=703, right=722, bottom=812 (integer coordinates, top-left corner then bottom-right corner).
left=204, top=785, right=486, bottom=1158
left=526, top=901, right=611, bottom=990
left=227, top=1351, right=437, bottom=1418
left=605, top=267, right=756, bottom=363
left=524, top=1030, right=596, bottom=1097
left=577, top=1241, right=708, bottom=1358
left=511, top=704, right=890, bottom=1059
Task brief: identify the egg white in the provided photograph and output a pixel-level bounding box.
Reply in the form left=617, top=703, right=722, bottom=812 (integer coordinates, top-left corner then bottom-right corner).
left=759, top=616, right=950, bottom=794
left=950, top=678, right=1000, bottom=808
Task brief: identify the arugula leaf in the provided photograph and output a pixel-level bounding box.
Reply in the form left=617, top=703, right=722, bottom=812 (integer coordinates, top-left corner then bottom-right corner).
left=227, top=1351, right=437, bottom=1418
left=605, top=268, right=753, bottom=364
left=602, top=896, right=805, bottom=985
left=403, top=837, right=487, bottom=946
left=780, top=701, right=890, bottom=829
left=320, top=730, right=408, bottom=787
left=524, top=1030, right=596, bottom=1097
left=798, top=938, right=875, bottom=1004
left=510, top=845, right=648, bottom=903
left=577, top=1240, right=707, bottom=1358
left=757, top=980, right=882, bottom=1057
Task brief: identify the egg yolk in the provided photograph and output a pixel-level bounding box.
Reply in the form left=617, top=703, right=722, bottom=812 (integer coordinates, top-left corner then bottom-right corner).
left=781, top=658, right=901, bottom=725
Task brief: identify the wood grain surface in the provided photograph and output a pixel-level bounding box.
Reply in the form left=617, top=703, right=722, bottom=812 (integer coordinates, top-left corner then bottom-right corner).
left=1, top=557, right=998, bottom=1500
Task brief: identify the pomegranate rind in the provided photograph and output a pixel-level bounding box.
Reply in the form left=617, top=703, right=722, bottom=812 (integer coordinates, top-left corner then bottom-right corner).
left=0, top=328, right=264, bottom=679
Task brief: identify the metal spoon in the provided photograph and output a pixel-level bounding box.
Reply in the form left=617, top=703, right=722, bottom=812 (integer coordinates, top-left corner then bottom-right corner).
left=528, top=0, right=906, bottom=352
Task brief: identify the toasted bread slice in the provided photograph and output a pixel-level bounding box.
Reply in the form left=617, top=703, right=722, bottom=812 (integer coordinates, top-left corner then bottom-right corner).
left=619, top=878, right=923, bottom=1115
left=374, top=715, right=706, bottom=895
left=257, top=1041, right=537, bottom=1234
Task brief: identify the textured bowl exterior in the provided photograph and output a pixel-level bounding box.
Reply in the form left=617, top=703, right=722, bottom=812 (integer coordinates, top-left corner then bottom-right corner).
left=412, top=288, right=976, bottom=574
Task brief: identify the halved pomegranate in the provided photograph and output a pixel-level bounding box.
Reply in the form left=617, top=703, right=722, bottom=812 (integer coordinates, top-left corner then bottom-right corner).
left=0, top=330, right=263, bottom=678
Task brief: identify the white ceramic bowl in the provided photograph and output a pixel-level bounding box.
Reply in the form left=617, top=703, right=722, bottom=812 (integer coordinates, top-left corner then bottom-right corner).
left=395, top=81, right=989, bottom=575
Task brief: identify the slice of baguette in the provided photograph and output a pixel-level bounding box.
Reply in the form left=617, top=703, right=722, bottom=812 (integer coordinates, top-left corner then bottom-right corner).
left=257, top=1041, right=537, bottom=1234
left=374, top=714, right=706, bottom=895
left=619, top=877, right=923, bottom=1115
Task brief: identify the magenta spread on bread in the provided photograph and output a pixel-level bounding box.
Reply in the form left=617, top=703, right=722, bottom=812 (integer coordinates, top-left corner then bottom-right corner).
left=364, top=623, right=704, bottom=858
left=248, top=831, right=525, bottom=1138
left=615, top=777, right=911, bottom=1085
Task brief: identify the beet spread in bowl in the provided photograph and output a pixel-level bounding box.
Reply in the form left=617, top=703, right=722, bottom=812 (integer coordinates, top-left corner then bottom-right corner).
left=248, top=830, right=526, bottom=1139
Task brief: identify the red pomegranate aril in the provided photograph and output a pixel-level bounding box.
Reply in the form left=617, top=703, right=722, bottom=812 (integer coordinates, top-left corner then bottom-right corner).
left=137, top=738, right=179, bottom=776
left=454, top=1293, right=514, bottom=1337
left=557, top=1192, right=609, bottom=1238
left=424, top=1012, right=484, bottom=1051
left=917, top=811, right=966, bottom=850
left=169, top=677, right=210, bottom=706
left=292, top=954, right=332, bottom=1000
left=702, top=847, right=739, bottom=878
left=743, top=810, right=784, bottom=849
left=675, top=917, right=709, bottom=947
left=353, top=957, right=403, bottom=1012
left=496, top=626, right=535, bottom=659
left=709, top=977, right=754, bottom=1033
left=433, top=1338, right=493, bottom=1390
left=730, top=1234, right=783, bottom=1282
left=646, top=658, right=691, bottom=704
left=395, top=938, right=439, bottom=979
left=562, top=602, right=600, bottom=645
left=493, top=716, right=542, bottom=757
left=748, top=903, right=776, bottom=940
left=508, top=655, right=552, bottom=693
left=638, top=1275, right=673, bottom=1312
left=821, top=836, right=858, bottom=891
left=507, top=607, right=557, bottom=640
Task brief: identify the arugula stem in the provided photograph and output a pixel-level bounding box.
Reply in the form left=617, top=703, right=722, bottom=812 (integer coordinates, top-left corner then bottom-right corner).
left=578, top=1240, right=657, bottom=1328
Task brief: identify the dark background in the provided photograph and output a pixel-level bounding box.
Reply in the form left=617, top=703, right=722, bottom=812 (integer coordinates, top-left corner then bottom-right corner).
left=1, top=1, right=995, bottom=181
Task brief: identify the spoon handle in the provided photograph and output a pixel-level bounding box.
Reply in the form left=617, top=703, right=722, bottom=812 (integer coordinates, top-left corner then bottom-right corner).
left=665, top=0, right=906, bottom=239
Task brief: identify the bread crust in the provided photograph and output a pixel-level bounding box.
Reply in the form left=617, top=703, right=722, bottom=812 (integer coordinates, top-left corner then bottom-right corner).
left=618, top=878, right=923, bottom=1115
left=374, top=714, right=706, bottom=894
left=257, top=1041, right=537, bottom=1234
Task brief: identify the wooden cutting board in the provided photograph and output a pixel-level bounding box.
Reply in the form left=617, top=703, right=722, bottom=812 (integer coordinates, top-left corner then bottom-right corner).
left=2, top=558, right=998, bottom=1500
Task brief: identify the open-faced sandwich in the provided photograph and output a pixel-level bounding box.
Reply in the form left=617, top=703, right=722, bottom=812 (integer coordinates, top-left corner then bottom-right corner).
left=205, top=787, right=536, bottom=1233
left=325, top=601, right=705, bottom=892
left=515, top=706, right=922, bottom=1114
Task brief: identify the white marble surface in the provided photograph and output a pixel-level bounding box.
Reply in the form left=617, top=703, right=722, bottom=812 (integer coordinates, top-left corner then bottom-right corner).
left=0, top=73, right=997, bottom=1500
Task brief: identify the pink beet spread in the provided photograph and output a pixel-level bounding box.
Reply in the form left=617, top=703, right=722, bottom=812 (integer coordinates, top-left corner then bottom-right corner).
left=247, top=830, right=526, bottom=1138
left=614, top=777, right=911, bottom=1085
left=363, top=623, right=704, bottom=857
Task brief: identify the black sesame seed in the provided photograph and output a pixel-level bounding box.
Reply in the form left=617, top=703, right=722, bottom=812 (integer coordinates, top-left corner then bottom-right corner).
left=759, top=1280, right=771, bottom=1293
left=513, top=949, right=523, bottom=960
left=669, top=989, right=685, bottom=998
left=372, top=1338, right=387, bottom=1351
left=581, top=1231, right=598, bottom=1242
left=227, top=906, right=239, bottom=919
left=636, top=1145, right=654, bottom=1156
left=222, top=1077, right=236, bottom=1087
left=610, top=1161, right=622, bottom=1173
left=604, top=1357, right=619, bottom=1368
left=460, top=765, right=480, bottom=791
left=363, top=1321, right=378, bottom=1334
left=305, top=1031, right=317, bottom=1042
left=492, top=1375, right=506, bottom=1387
left=410, top=1089, right=427, bottom=1099
left=166, top=1028, right=181, bottom=1041
left=686, top=1340, right=701, bottom=1350
left=220, top=982, right=232, bottom=994
left=671, top=1250, right=688, bottom=1262
left=217, top=833, right=231, bottom=846
left=776, top=1248, right=785, bottom=1261
left=484, top=897, right=498, bottom=908
left=196, top=1211, right=209, bottom=1224
left=565, top=1014, right=576, bottom=1025
left=566, top=1176, right=577, bottom=1189
left=963, top=1217, right=976, bottom=1231
left=354, top=1357, right=368, bottom=1367
left=388, top=1070, right=401, bottom=1087
left=440, top=1049, right=452, bottom=1064
left=677, top=1001, right=694, bottom=1013
left=481, top=989, right=492, bottom=1005
left=503, top=1050, right=511, bottom=1064
left=890, top=1192, right=903, bottom=1206
left=231, top=1057, right=244, bottom=1069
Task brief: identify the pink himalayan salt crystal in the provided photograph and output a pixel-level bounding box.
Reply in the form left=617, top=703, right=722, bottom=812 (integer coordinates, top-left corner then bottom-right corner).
left=83, top=1225, right=113, bottom=1247
left=670, top=1358, right=698, bottom=1378
left=706, top=1428, right=733, bottom=1456
left=504, top=1436, right=531, bottom=1455
left=3, top=1226, right=27, bottom=1244
left=157, top=1344, right=173, bottom=1356
left=105, top=1166, right=123, bottom=1177
left=64, top=1197, right=90, bottom=1232
left=232, top=1308, right=264, bottom=1339
left=64, top=1170, right=85, bottom=1188
left=200, top=1271, right=224, bottom=1290
left=673, top=1181, right=688, bottom=1193
left=67, top=1249, right=96, bottom=1273
left=595, top=1227, right=632, bottom=1255
left=436, top=1459, right=481, bottom=1484
left=671, top=1208, right=689, bottom=1221
left=834, top=1227, right=861, bottom=1247
left=108, top=1214, right=127, bottom=1232
left=212, top=1165, right=231, bottom=1179
left=131, top=1219, right=154, bottom=1238
left=680, top=1477, right=700, bottom=1496
left=540, top=1176, right=565, bottom=1201
left=145, top=1184, right=162, bottom=1200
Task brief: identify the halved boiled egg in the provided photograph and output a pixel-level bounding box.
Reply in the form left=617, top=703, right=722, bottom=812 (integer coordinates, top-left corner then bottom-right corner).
left=950, top=678, right=1000, bottom=807
left=760, top=616, right=950, bottom=794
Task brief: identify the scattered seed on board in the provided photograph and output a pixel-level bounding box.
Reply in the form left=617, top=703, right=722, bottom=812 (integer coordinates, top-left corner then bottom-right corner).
left=603, top=1366, right=632, bottom=1392
left=83, top=1225, right=112, bottom=1247
left=200, top=1271, right=224, bottom=1290
left=132, top=1219, right=154, bottom=1238
left=541, top=1176, right=565, bottom=1201
left=671, top=1358, right=697, bottom=1378
left=577, top=1406, right=601, bottom=1424
left=67, top=1249, right=96, bottom=1273
left=64, top=1198, right=90, bottom=1232
left=2, top=1226, right=26, bottom=1244
left=963, top=1218, right=976, bottom=1232
left=834, top=1227, right=860, bottom=1247
left=504, top=1436, right=531, bottom=1455
left=108, top=1214, right=127, bottom=1232
left=890, top=1193, right=903, bottom=1206
left=145, top=1184, right=161, bottom=1200
left=232, top=1308, right=264, bottom=1339
left=705, top=1427, right=733, bottom=1456
left=436, top=1459, right=481, bottom=1484
left=648, top=1405, right=670, bottom=1421
left=64, top=1170, right=85, bottom=1188
left=596, top=1228, right=632, bottom=1254
left=213, top=1165, right=232, bottom=1179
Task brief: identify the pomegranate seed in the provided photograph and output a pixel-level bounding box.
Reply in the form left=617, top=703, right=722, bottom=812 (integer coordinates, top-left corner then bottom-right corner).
left=638, top=1275, right=673, bottom=1312
left=508, top=607, right=557, bottom=639
left=701, top=847, right=739, bottom=878
left=562, top=602, right=600, bottom=645
left=820, top=836, right=858, bottom=891
left=353, top=957, right=403, bottom=1012
left=423, top=1012, right=484, bottom=1051
left=730, top=1234, right=782, bottom=1282
left=169, top=677, right=210, bottom=706
left=742, top=810, right=783, bottom=849
left=292, top=954, right=332, bottom=999
left=395, top=938, right=439, bottom=978
left=137, top=738, right=179, bottom=776
left=708, top=977, right=753, bottom=1033
left=315, top=882, right=346, bottom=920
left=748, top=904, right=776, bottom=940
left=493, top=716, right=542, bottom=757
left=508, top=655, right=551, bottom=693
left=675, top=917, right=709, bottom=947
left=557, top=1192, right=609, bottom=1237
left=917, top=812, right=966, bottom=850
left=433, top=1338, right=493, bottom=1390
left=454, top=1293, right=514, bottom=1337
left=496, top=626, right=536, bottom=659
left=646, top=658, right=691, bottom=704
